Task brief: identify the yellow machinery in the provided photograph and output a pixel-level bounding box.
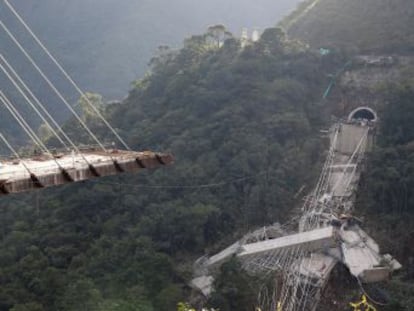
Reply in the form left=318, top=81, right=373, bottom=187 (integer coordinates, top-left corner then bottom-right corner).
left=350, top=295, right=377, bottom=311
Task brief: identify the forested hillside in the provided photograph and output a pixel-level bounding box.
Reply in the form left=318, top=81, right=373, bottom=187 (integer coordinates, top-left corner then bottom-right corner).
left=1, top=1, right=414, bottom=310
left=283, top=0, right=414, bottom=53
left=1, top=0, right=301, bottom=100
left=0, top=28, right=345, bottom=311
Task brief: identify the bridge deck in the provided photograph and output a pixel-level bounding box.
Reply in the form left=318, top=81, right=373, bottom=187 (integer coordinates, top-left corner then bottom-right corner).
left=0, top=149, right=173, bottom=195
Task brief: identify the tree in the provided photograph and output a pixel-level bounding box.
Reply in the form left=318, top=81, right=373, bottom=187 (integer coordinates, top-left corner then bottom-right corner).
left=10, top=303, right=45, bottom=311
left=37, top=124, right=53, bottom=142
left=206, top=25, right=232, bottom=48
left=209, top=259, right=258, bottom=311
left=258, top=27, right=287, bottom=55
left=58, top=278, right=102, bottom=311
left=77, top=93, right=104, bottom=123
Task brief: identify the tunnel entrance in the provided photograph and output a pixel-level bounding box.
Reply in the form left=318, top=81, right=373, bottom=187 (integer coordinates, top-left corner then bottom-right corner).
left=348, top=107, right=377, bottom=122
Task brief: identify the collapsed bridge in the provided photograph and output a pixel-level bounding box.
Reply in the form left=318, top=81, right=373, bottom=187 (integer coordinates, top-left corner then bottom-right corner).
left=191, top=107, right=401, bottom=310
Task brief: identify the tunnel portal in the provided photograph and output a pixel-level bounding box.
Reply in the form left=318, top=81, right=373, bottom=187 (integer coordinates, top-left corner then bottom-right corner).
left=348, top=107, right=377, bottom=122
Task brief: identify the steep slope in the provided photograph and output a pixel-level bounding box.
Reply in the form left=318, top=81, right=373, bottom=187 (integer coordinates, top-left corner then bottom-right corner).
left=353, top=84, right=414, bottom=310
left=283, top=0, right=414, bottom=53
left=279, top=2, right=414, bottom=308
left=1, top=0, right=302, bottom=100
left=0, top=29, right=343, bottom=311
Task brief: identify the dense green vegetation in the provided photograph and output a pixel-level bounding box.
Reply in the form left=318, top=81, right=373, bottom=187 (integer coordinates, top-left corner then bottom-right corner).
left=0, top=27, right=344, bottom=311
left=356, top=84, right=414, bottom=310
left=1, top=0, right=414, bottom=309
left=283, top=0, right=414, bottom=53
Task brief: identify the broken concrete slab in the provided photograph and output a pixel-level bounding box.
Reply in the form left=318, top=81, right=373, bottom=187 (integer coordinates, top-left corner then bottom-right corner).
left=239, top=227, right=336, bottom=259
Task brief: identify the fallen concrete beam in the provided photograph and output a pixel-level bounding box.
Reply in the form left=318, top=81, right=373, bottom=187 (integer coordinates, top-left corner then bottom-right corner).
left=207, top=241, right=241, bottom=269
left=360, top=267, right=391, bottom=283
left=190, top=276, right=214, bottom=297
left=339, top=225, right=401, bottom=283
left=292, top=253, right=338, bottom=287
left=238, top=227, right=336, bottom=259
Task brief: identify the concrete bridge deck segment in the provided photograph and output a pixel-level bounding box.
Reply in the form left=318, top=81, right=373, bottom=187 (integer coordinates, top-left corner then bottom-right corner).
left=0, top=149, right=174, bottom=195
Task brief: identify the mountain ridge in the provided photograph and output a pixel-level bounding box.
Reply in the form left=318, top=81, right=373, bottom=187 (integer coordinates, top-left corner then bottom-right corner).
left=1, top=0, right=302, bottom=100
left=283, top=0, right=414, bottom=53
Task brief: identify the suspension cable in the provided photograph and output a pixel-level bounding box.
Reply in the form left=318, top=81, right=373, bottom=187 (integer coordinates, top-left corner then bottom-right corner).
left=4, top=0, right=131, bottom=150
left=0, top=54, right=96, bottom=167
left=0, top=20, right=107, bottom=152
left=0, top=92, right=48, bottom=153
left=0, top=92, right=83, bottom=176
left=0, top=58, right=69, bottom=149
